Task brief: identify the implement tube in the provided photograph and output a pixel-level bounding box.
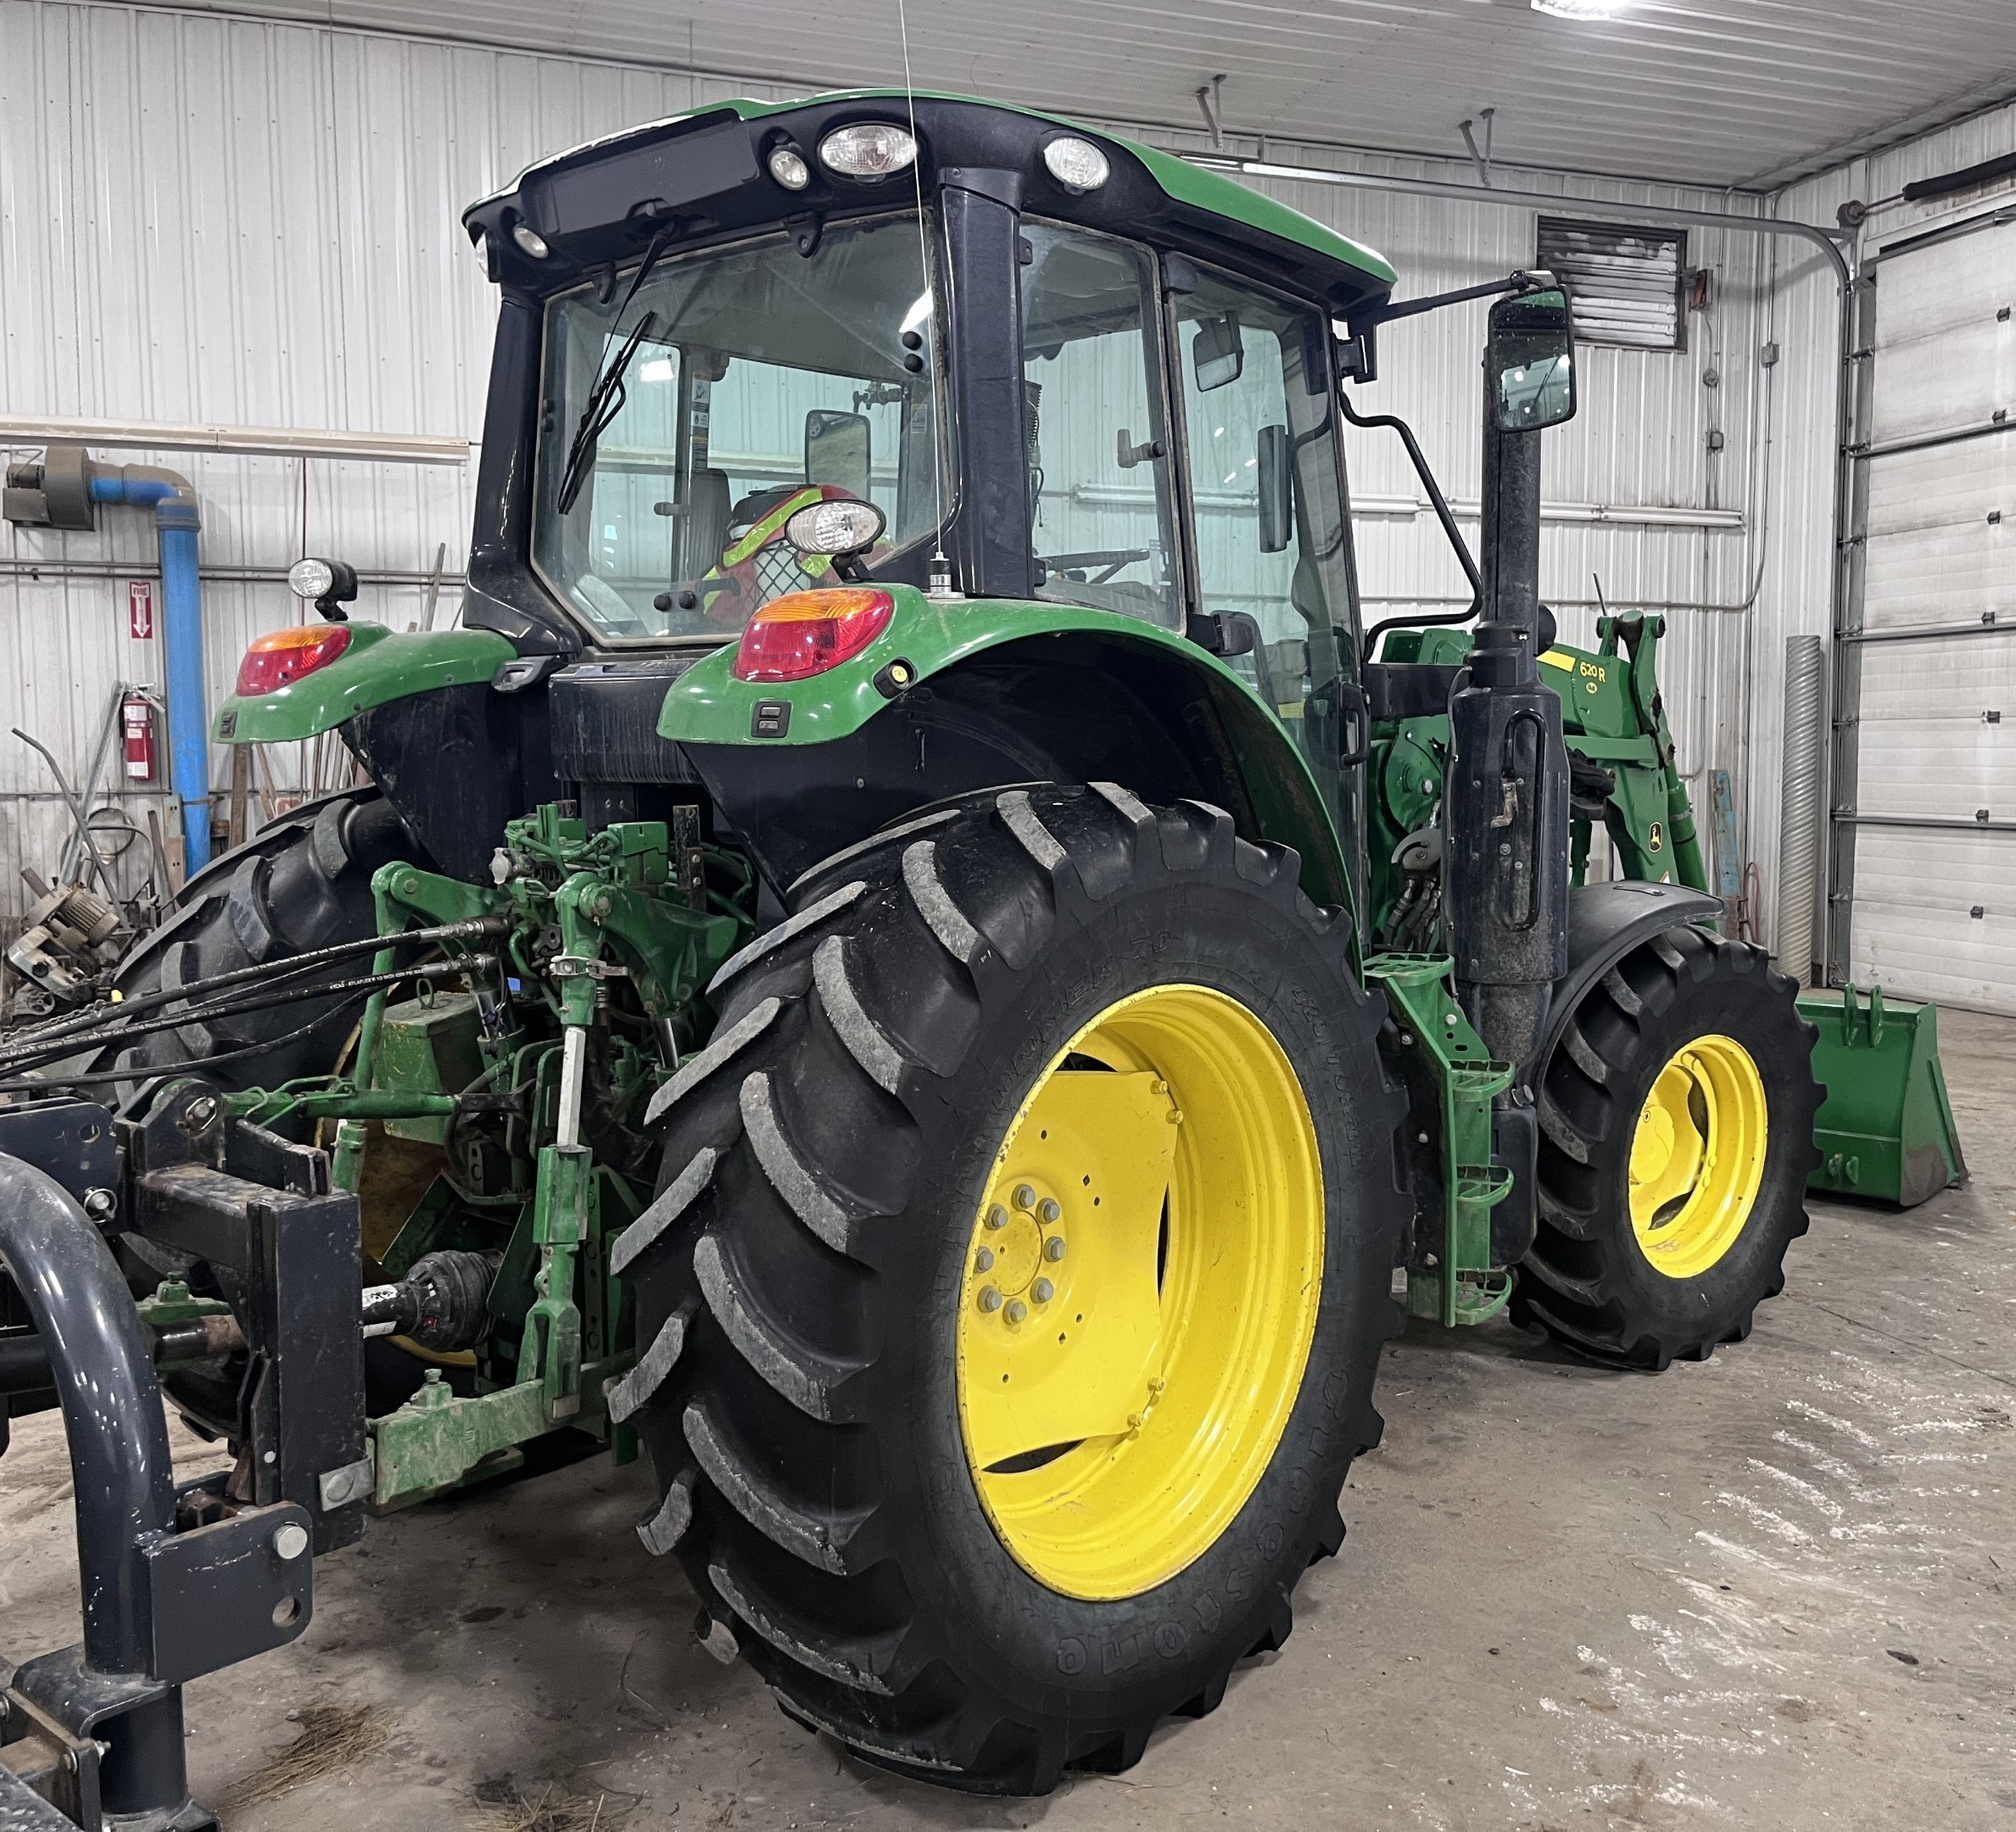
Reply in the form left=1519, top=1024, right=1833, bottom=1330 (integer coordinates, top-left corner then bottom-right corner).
left=87, top=466, right=209, bottom=874
left=0, top=1153, right=193, bottom=1818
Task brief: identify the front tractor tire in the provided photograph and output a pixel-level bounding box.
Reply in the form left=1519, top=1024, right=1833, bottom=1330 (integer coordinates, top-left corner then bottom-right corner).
left=1516, top=924, right=1821, bottom=1369
left=618, top=784, right=1406, bottom=1792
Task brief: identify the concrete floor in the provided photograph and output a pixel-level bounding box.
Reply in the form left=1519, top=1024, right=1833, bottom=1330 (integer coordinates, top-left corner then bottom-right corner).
left=4, top=1008, right=2013, bottom=1831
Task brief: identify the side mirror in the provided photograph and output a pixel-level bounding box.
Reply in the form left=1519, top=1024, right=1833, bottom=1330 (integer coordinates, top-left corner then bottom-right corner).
left=805, top=409, right=872, bottom=500
left=1192, top=313, right=1243, bottom=392
left=1257, top=424, right=1292, bottom=554
left=1488, top=288, right=1577, bottom=432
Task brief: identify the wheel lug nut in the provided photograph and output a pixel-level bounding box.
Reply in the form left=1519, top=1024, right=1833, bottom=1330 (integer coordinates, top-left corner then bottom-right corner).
left=978, top=1286, right=1002, bottom=1312
left=1013, top=1184, right=1036, bottom=1210
left=1045, top=1237, right=1067, bottom=1262
left=1038, top=1198, right=1060, bottom=1223
left=985, top=1204, right=1008, bottom=1231
left=1032, top=1277, right=1054, bottom=1304
left=974, top=1247, right=995, bottom=1272
left=1005, top=1299, right=1028, bottom=1325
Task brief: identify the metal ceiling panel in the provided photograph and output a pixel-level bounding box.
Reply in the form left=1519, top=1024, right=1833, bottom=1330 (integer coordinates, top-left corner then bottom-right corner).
left=123, top=0, right=2016, bottom=190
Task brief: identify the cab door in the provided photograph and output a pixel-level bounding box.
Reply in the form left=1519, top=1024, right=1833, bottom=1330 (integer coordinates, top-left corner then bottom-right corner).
left=1165, top=264, right=1366, bottom=883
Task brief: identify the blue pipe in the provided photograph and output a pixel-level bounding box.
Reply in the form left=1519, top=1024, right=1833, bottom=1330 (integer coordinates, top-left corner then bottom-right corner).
left=88, top=469, right=210, bottom=872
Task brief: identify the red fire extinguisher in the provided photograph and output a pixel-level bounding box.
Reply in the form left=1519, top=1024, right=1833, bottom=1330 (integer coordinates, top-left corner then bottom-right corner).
left=122, top=690, right=156, bottom=781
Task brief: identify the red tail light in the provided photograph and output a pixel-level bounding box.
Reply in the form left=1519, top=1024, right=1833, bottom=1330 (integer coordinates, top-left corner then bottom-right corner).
left=732, top=589, right=894, bottom=684
left=236, top=623, right=352, bottom=695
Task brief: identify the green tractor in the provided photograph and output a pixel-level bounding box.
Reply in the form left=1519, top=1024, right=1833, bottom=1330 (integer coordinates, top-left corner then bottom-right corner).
left=0, top=91, right=1965, bottom=1824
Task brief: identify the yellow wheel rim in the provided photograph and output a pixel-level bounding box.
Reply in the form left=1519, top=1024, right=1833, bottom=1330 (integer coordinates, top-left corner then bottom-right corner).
left=954, top=984, right=1324, bottom=1601
left=1628, top=1034, right=1768, bottom=1279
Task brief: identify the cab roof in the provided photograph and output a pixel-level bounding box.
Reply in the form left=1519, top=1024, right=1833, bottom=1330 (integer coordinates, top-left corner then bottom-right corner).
left=466, top=90, right=1397, bottom=308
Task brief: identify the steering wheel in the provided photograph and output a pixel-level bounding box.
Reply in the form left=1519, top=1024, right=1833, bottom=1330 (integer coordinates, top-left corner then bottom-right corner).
left=1040, top=548, right=1152, bottom=584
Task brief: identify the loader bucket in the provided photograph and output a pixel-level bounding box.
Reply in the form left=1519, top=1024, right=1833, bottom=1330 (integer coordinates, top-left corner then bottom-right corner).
left=1797, top=984, right=1967, bottom=1209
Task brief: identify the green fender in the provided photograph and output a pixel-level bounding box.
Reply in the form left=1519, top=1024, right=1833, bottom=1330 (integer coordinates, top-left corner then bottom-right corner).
left=212, top=623, right=516, bottom=745
left=656, top=584, right=1353, bottom=909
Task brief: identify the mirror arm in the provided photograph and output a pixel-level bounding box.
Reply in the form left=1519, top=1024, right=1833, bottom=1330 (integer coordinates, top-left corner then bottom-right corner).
left=1361, top=271, right=1532, bottom=328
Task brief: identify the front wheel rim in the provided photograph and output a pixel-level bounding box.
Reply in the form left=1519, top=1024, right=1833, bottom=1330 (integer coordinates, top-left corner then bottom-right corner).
left=1628, top=1032, right=1769, bottom=1279
left=954, top=983, right=1325, bottom=1602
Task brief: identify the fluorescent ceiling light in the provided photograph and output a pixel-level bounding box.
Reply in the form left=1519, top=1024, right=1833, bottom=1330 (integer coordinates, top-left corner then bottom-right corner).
left=1532, top=0, right=1629, bottom=16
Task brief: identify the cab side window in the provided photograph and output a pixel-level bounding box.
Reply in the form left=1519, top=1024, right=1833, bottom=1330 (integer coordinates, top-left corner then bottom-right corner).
left=1020, top=223, right=1181, bottom=628
left=1173, top=268, right=1358, bottom=808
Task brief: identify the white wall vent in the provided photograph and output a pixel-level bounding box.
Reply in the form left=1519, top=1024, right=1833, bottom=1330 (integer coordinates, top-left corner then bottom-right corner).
left=1535, top=218, right=1687, bottom=351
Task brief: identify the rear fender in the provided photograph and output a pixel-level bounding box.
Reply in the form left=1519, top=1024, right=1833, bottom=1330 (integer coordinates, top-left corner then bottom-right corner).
left=212, top=625, right=516, bottom=746
left=660, top=589, right=1350, bottom=908
left=1527, top=880, right=1725, bottom=1089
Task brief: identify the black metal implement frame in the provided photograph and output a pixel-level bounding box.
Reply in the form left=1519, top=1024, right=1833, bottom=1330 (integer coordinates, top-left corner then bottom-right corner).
left=0, top=1088, right=365, bottom=1831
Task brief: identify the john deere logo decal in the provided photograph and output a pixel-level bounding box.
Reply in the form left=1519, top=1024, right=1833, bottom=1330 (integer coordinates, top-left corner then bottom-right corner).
left=1649, top=820, right=1664, bottom=852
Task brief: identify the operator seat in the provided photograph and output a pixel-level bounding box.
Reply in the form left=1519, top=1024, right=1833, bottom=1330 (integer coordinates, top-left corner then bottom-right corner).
left=685, top=467, right=732, bottom=580
left=697, top=482, right=872, bottom=627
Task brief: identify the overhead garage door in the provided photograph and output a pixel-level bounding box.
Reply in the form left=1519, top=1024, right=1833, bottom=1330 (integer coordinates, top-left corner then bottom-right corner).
left=1835, top=209, right=2015, bottom=1012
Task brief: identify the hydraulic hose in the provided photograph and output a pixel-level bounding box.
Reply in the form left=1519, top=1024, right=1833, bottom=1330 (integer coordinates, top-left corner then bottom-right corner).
left=0, top=998, right=371, bottom=1096
left=0, top=957, right=494, bottom=1078
left=3, top=916, right=501, bottom=1059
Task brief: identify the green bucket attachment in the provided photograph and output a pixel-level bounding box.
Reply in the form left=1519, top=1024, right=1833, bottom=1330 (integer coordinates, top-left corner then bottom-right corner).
left=1797, top=984, right=1967, bottom=1209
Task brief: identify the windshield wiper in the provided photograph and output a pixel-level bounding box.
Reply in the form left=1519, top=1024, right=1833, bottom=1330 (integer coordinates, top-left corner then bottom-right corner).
left=556, top=310, right=655, bottom=513
left=555, top=232, right=677, bottom=515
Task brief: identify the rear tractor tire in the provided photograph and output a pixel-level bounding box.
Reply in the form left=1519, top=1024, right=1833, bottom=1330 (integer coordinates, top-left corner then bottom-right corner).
left=97, top=787, right=424, bottom=1090
left=86, top=788, right=430, bottom=1428
left=618, top=784, right=1407, bottom=1792
left=1515, top=923, right=1820, bottom=1369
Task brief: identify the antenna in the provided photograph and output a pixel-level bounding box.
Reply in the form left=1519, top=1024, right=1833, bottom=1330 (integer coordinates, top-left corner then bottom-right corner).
left=896, top=0, right=955, bottom=595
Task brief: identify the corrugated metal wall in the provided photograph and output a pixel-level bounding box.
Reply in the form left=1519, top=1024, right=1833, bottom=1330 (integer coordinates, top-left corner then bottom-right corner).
left=1, top=0, right=798, bottom=922
left=0, top=0, right=1935, bottom=954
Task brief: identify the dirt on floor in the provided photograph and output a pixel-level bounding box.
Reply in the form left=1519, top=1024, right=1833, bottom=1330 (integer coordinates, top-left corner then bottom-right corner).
left=3, top=1010, right=2012, bottom=1831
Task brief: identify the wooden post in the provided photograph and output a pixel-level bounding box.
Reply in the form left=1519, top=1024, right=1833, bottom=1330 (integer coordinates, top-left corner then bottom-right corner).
left=148, top=806, right=183, bottom=897
left=227, top=743, right=251, bottom=852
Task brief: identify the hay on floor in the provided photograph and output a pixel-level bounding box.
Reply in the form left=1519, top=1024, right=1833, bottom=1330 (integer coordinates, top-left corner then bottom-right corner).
left=469, top=1777, right=637, bottom=1831
left=226, top=1702, right=392, bottom=1807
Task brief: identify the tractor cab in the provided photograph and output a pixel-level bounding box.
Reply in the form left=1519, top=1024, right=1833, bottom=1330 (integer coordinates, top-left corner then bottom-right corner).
left=465, top=93, right=1393, bottom=645
left=449, top=95, right=1398, bottom=873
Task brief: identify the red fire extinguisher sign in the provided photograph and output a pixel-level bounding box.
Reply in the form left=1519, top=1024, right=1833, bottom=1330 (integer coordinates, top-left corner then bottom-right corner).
left=128, top=579, right=156, bottom=640
left=122, top=692, right=156, bottom=781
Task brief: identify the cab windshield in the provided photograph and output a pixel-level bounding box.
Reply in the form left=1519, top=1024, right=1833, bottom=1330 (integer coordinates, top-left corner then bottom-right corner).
left=533, top=215, right=942, bottom=642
